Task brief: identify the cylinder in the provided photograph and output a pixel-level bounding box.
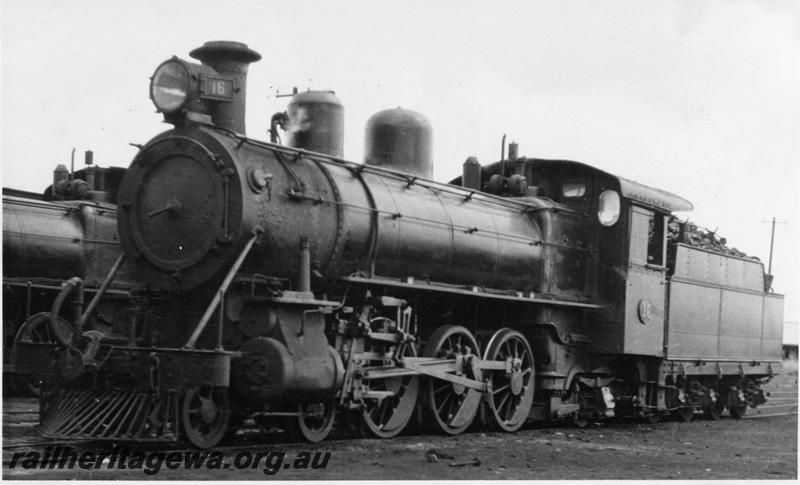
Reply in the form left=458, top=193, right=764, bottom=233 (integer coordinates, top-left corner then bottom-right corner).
left=231, top=335, right=342, bottom=403
left=189, top=41, right=262, bottom=135
left=284, top=90, right=344, bottom=158
left=462, top=156, right=482, bottom=190
left=364, top=108, right=433, bottom=178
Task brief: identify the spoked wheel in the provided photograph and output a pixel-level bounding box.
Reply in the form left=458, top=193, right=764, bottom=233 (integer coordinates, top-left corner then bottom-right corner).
left=362, top=344, right=420, bottom=438
left=292, top=400, right=336, bottom=443
left=12, top=312, right=73, bottom=396
left=483, top=328, right=535, bottom=432
left=703, top=388, right=724, bottom=420
left=424, top=325, right=481, bottom=435
left=673, top=387, right=695, bottom=423
left=728, top=387, right=747, bottom=419
left=182, top=386, right=231, bottom=449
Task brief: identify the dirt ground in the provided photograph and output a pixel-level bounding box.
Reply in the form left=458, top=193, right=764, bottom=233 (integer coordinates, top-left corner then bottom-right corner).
left=3, top=375, right=796, bottom=480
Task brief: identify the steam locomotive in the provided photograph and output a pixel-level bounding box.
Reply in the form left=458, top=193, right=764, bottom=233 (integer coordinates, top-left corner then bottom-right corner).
left=3, top=161, right=135, bottom=394
left=12, top=41, right=783, bottom=449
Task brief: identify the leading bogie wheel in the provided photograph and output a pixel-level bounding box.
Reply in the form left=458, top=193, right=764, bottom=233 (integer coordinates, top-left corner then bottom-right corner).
left=182, top=386, right=231, bottom=449
left=483, top=328, right=535, bottom=432
left=294, top=400, right=336, bottom=443
left=424, top=325, right=481, bottom=435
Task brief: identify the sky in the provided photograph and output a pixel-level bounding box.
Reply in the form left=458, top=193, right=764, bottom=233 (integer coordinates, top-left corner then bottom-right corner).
left=2, top=0, right=798, bottom=323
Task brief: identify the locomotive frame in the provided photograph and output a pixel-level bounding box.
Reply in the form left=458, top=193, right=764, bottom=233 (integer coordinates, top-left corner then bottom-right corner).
left=9, top=40, right=783, bottom=449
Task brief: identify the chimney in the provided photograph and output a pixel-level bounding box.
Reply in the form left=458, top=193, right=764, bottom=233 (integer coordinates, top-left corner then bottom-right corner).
left=189, top=41, right=261, bottom=135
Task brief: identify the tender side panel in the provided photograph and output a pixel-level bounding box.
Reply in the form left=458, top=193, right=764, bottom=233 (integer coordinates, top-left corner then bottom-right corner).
left=666, top=244, right=782, bottom=362
left=762, top=294, right=784, bottom=360
left=665, top=281, right=720, bottom=358
left=671, top=243, right=764, bottom=291
left=719, top=291, right=764, bottom=359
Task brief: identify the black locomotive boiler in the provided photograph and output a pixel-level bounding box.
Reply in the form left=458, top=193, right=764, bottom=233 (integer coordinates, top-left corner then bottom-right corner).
left=13, top=41, right=783, bottom=448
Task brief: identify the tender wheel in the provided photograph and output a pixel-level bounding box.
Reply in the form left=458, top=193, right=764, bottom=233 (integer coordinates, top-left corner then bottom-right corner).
left=728, top=387, right=747, bottom=419
left=703, top=387, right=723, bottom=420
left=483, top=328, right=535, bottom=432
left=362, top=344, right=420, bottom=438
left=424, top=325, right=481, bottom=435
left=294, top=400, right=336, bottom=443
left=673, top=385, right=695, bottom=422
left=12, top=312, right=73, bottom=396
left=182, top=386, right=231, bottom=449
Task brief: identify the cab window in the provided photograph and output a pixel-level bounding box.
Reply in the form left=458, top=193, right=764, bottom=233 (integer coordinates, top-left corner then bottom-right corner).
left=562, top=181, right=586, bottom=198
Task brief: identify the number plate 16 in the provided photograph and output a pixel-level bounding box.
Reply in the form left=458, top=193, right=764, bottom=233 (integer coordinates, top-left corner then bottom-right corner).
left=200, top=75, right=235, bottom=101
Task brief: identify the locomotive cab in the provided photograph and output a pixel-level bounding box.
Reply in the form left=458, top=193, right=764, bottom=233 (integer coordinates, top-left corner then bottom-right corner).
left=521, top=159, right=693, bottom=357
left=456, top=157, right=693, bottom=356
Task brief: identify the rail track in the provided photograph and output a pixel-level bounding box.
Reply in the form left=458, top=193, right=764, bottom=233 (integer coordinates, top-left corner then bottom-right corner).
left=743, top=391, right=798, bottom=419
left=4, top=381, right=796, bottom=481
left=4, top=376, right=796, bottom=454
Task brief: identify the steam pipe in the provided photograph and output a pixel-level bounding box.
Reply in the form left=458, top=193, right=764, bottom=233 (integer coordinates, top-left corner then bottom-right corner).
left=50, top=277, right=83, bottom=348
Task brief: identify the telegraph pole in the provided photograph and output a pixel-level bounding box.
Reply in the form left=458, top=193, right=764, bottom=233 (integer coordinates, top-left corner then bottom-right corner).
left=762, top=217, right=787, bottom=274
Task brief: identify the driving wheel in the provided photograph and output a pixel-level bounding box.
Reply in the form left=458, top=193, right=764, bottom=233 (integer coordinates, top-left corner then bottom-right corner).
left=424, top=325, right=481, bottom=435
left=483, top=328, right=535, bottom=432
left=362, top=343, right=420, bottom=438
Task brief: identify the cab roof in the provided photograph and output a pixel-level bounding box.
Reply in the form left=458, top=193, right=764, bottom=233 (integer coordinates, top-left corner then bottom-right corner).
left=452, top=158, right=695, bottom=213
left=532, top=159, right=694, bottom=213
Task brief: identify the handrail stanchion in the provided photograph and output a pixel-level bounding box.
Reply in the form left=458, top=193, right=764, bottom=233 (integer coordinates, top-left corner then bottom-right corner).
left=184, top=229, right=261, bottom=349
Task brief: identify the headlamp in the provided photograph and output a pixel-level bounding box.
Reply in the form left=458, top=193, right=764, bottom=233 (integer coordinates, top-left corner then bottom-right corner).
left=150, top=60, right=191, bottom=113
